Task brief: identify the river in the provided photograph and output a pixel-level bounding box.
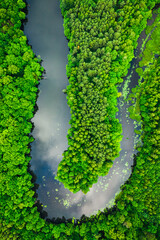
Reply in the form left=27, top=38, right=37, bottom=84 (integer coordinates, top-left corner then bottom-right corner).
left=23, top=0, right=156, bottom=220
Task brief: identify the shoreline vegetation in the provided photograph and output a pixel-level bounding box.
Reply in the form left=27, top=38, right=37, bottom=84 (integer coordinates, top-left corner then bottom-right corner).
left=55, top=0, right=156, bottom=194
left=0, top=0, right=160, bottom=239
left=128, top=12, right=160, bottom=123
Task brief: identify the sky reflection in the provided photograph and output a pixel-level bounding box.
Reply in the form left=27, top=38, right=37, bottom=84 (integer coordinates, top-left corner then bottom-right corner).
left=24, top=0, right=141, bottom=219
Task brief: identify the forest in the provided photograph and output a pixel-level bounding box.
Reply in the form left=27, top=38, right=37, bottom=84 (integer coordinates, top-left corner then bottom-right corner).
left=0, top=0, right=160, bottom=239
left=55, top=0, right=159, bottom=194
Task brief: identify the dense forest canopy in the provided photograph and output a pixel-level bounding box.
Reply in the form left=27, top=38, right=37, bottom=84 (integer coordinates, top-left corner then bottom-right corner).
left=0, top=0, right=160, bottom=239
left=55, top=0, right=159, bottom=194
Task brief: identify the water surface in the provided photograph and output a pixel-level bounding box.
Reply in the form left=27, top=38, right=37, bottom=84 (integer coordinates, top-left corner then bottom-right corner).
left=24, top=0, right=155, bottom=220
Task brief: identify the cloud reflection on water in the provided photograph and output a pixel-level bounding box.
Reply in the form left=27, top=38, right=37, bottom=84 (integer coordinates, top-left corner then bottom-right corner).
left=25, top=0, right=139, bottom=220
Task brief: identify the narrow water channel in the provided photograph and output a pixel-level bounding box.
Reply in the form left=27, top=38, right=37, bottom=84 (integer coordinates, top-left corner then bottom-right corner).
left=24, top=0, right=156, bottom=220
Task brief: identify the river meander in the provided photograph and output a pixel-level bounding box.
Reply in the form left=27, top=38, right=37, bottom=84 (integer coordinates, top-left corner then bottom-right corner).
left=24, top=0, right=156, bottom=220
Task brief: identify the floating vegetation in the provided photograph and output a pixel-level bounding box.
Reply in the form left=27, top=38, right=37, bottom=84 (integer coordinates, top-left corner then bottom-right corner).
left=47, top=192, right=50, bottom=197
left=63, top=199, right=70, bottom=207
left=1, top=0, right=159, bottom=238
left=122, top=79, right=131, bottom=100
left=121, top=157, right=125, bottom=162
left=104, top=183, right=109, bottom=190
left=42, top=176, right=46, bottom=181
left=125, top=162, right=129, bottom=167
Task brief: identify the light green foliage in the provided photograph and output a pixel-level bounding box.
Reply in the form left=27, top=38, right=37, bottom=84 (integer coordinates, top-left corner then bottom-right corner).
left=0, top=0, right=160, bottom=239
left=129, top=15, right=160, bottom=122
left=139, top=21, right=160, bottom=67
left=0, top=0, right=45, bottom=237
left=55, top=0, right=156, bottom=194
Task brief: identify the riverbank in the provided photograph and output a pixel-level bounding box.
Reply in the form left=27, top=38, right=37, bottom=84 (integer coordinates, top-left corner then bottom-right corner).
left=0, top=1, right=159, bottom=239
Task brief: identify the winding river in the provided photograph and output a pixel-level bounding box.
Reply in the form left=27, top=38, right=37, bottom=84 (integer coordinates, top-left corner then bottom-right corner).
left=23, top=0, right=156, bottom=220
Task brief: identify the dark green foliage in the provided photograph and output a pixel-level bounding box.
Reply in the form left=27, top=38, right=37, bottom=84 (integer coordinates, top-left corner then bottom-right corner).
left=0, top=0, right=160, bottom=239
left=55, top=0, right=156, bottom=194
left=128, top=15, right=160, bottom=122
left=139, top=23, right=160, bottom=67
left=0, top=0, right=46, bottom=238
left=60, top=0, right=75, bottom=16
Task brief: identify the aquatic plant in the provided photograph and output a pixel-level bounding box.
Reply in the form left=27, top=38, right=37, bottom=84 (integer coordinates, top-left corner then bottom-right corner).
left=0, top=0, right=160, bottom=239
